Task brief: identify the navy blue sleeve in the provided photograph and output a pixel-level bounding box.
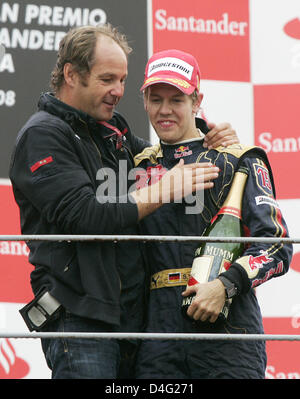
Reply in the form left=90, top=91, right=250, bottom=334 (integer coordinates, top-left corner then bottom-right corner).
left=220, top=156, right=293, bottom=294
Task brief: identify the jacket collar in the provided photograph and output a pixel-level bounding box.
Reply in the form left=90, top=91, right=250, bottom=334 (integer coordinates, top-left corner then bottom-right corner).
left=38, top=92, right=116, bottom=139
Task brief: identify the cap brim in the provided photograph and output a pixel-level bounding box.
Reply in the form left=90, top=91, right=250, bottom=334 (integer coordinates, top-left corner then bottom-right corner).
left=140, top=76, right=195, bottom=95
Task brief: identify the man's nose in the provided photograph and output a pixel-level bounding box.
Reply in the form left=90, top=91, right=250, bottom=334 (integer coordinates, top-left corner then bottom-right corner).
left=159, top=100, right=172, bottom=114
left=111, top=81, right=125, bottom=97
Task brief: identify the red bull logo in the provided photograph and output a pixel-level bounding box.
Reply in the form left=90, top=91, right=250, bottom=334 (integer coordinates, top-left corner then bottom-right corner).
left=176, top=145, right=189, bottom=153
left=249, top=252, right=273, bottom=271
left=174, top=145, right=192, bottom=159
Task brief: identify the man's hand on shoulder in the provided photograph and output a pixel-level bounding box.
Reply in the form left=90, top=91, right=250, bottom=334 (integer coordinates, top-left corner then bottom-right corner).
left=204, top=122, right=239, bottom=150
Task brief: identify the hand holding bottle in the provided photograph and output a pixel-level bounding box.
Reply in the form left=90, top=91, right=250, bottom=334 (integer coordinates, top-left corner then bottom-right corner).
left=182, top=279, right=226, bottom=323
left=181, top=166, right=249, bottom=328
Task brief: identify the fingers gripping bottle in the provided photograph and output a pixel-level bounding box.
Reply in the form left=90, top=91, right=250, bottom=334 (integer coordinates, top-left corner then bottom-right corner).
left=181, top=166, right=249, bottom=327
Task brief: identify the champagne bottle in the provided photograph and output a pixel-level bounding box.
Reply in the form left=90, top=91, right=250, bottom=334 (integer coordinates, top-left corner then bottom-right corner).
left=181, top=166, right=249, bottom=328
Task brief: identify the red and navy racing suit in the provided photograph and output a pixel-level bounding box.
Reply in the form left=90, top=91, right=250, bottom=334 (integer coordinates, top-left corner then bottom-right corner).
left=134, top=119, right=292, bottom=379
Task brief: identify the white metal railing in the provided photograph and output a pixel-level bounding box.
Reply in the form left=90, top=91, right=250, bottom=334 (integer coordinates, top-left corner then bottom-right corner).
left=0, top=332, right=299, bottom=341
left=0, top=235, right=299, bottom=243
left=1, top=234, right=298, bottom=343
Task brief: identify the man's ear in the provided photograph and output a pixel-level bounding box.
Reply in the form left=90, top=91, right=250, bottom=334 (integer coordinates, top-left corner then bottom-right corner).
left=143, top=94, right=148, bottom=112
left=63, top=63, right=77, bottom=87
left=192, top=92, right=204, bottom=114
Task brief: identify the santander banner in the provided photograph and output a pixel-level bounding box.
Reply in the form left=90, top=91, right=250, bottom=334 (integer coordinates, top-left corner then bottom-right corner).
left=254, top=84, right=300, bottom=199
left=0, top=182, right=50, bottom=378
left=152, top=0, right=250, bottom=82
left=0, top=184, right=33, bottom=303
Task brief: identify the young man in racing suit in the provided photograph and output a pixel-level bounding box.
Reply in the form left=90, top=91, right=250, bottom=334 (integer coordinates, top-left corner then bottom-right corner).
left=134, top=49, right=293, bottom=379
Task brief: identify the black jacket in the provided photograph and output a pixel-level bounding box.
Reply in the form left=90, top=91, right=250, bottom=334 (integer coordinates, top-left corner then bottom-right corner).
left=9, top=93, right=149, bottom=327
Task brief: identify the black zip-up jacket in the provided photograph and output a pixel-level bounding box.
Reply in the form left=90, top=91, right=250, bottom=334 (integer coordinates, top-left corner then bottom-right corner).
left=9, top=93, right=149, bottom=328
